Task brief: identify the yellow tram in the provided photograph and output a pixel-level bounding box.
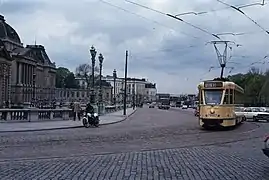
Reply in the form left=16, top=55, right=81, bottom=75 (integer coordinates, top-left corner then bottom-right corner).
left=198, top=79, right=245, bottom=128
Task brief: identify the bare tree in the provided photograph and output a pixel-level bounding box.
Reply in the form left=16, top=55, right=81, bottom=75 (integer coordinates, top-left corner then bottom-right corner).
left=248, top=67, right=261, bottom=75
left=75, top=63, right=99, bottom=88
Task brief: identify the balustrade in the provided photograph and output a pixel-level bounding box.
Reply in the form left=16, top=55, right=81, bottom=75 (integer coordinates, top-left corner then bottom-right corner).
left=0, top=104, right=130, bottom=122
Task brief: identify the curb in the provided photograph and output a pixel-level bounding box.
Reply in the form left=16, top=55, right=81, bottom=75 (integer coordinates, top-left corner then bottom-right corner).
left=0, top=109, right=138, bottom=133
left=101, top=108, right=137, bottom=126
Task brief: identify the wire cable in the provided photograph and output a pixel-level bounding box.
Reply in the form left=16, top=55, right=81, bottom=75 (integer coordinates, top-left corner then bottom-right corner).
left=216, top=0, right=269, bottom=35
left=124, top=0, right=221, bottom=40
left=175, top=1, right=268, bottom=17
left=98, top=0, right=201, bottom=39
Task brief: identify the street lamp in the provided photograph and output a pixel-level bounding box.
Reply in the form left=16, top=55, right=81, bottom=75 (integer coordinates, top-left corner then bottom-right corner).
left=98, top=53, right=104, bottom=114
left=113, top=69, right=117, bottom=105
left=90, top=46, right=97, bottom=103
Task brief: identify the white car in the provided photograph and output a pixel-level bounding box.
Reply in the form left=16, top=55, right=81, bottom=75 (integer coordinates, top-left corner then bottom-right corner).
left=237, top=107, right=269, bottom=121
left=182, top=105, right=188, bottom=109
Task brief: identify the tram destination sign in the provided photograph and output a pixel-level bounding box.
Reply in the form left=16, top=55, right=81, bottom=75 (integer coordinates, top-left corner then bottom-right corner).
left=204, top=81, right=223, bottom=88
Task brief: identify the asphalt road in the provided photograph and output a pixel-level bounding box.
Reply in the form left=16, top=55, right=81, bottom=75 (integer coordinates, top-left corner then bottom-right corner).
left=0, top=107, right=269, bottom=179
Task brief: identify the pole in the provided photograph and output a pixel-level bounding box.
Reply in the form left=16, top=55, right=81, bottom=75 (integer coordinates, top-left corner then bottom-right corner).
left=123, top=50, right=128, bottom=115
left=113, top=69, right=116, bottom=105
left=113, top=77, right=116, bottom=104
left=98, top=62, right=102, bottom=114
left=92, top=59, right=95, bottom=103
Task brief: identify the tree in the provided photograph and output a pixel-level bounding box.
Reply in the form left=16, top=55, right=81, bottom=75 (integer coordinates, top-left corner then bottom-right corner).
left=64, top=72, right=79, bottom=89
left=56, top=67, right=70, bottom=88
left=228, top=67, right=269, bottom=106
left=56, top=67, right=79, bottom=89
left=75, top=63, right=99, bottom=88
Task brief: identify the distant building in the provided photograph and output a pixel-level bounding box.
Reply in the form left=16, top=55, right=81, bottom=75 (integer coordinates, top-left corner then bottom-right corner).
left=101, top=75, right=157, bottom=104
left=156, top=93, right=170, bottom=101
left=145, top=83, right=157, bottom=102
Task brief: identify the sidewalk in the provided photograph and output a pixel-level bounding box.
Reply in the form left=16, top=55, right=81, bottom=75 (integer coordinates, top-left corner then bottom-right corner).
left=0, top=108, right=136, bottom=133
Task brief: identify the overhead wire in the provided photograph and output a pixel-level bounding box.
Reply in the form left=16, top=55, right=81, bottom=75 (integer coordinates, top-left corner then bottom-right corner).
left=175, top=0, right=268, bottom=17
left=225, top=54, right=269, bottom=75
left=124, top=0, right=221, bottom=40
left=215, top=30, right=265, bottom=36
left=216, top=0, right=269, bottom=35
left=98, top=0, right=200, bottom=39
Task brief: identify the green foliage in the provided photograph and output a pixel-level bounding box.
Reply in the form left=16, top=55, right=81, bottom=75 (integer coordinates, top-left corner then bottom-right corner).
left=228, top=68, right=269, bottom=106
left=56, top=67, right=79, bottom=89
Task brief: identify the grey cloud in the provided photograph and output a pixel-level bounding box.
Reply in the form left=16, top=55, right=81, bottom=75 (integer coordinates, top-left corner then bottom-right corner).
left=0, top=0, right=45, bottom=14
left=2, top=0, right=268, bottom=93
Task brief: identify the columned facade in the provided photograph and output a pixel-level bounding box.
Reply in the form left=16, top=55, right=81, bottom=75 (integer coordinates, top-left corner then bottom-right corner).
left=55, top=86, right=112, bottom=105
left=0, top=15, right=56, bottom=107
left=0, top=58, right=11, bottom=108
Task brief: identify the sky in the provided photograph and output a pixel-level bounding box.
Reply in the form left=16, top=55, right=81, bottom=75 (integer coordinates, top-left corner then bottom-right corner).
left=1, top=0, right=269, bottom=94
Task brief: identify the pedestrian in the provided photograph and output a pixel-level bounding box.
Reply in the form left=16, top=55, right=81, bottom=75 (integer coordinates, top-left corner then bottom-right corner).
left=73, top=102, right=81, bottom=121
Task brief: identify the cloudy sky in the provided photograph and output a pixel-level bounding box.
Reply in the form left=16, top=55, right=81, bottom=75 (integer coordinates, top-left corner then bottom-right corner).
left=1, top=0, right=269, bottom=94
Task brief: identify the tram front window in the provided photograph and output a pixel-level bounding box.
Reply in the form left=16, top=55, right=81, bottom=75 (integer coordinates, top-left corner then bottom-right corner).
left=204, top=90, right=223, bottom=105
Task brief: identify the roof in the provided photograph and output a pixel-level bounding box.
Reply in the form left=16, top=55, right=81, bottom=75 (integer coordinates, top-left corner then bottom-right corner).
left=198, top=80, right=244, bottom=92
left=13, top=45, right=55, bottom=67
left=0, top=15, right=21, bottom=44
left=0, top=38, right=11, bottom=60
left=145, top=83, right=156, bottom=88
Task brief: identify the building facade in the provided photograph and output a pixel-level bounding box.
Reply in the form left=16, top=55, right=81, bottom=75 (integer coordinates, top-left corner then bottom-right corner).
left=102, top=75, right=157, bottom=104
left=145, top=83, right=157, bottom=102
left=0, top=15, right=56, bottom=107
left=0, top=39, right=12, bottom=108
left=55, top=86, right=112, bottom=105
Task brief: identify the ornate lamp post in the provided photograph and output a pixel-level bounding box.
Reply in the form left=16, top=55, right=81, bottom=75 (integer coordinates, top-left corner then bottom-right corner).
left=90, top=46, right=97, bottom=103
left=98, top=53, right=104, bottom=114
left=113, top=69, right=117, bottom=105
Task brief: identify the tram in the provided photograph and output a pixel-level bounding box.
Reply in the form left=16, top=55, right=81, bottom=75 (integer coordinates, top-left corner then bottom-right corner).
left=198, top=79, right=245, bottom=129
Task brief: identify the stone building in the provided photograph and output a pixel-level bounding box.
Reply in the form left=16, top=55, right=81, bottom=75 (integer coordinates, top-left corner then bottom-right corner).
left=0, top=39, right=12, bottom=108
left=55, top=82, right=113, bottom=105
left=0, top=15, right=56, bottom=107
left=102, top=75, right=157, bottom=104
left=145, top=83, right=157, bottom=102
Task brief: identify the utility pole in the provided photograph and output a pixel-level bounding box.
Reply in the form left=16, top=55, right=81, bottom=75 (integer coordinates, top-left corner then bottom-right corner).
left=123, top=50, right=128, bottom=115
left=210, top=41, right=233, bottom=79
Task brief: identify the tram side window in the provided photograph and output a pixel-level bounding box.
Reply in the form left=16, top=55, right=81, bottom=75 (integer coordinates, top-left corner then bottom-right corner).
left=199, top=90, right=204, bottom=104
left=223, top=89, right=234, bottom=104
left=234, top=90, right=243, bottom=105
left=223, top=89, right=229, bottom=104
left=230, top=89, right=234, bottom=104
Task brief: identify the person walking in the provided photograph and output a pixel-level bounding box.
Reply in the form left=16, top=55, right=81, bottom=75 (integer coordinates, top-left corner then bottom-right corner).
left=73, top=102, right=81, bottom=121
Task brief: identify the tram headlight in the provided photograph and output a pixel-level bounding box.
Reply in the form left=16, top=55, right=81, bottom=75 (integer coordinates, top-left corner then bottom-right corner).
left=264, top=136, right=269, bottom=149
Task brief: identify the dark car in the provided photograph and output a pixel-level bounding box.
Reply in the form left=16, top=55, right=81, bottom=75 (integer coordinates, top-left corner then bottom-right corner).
left=262, top=135, right=269, bottom=157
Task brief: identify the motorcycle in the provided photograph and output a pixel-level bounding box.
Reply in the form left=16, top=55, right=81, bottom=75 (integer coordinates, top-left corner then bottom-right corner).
left=82, top=112, right=100, bottom=128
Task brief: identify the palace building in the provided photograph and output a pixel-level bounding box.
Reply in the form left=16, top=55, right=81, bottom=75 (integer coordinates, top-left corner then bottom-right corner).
left=0, top=15, right=56, bottom=107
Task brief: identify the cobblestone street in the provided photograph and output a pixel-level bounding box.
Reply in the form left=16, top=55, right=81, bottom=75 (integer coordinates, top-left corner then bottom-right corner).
left=0, top=107, right=269, bottom=179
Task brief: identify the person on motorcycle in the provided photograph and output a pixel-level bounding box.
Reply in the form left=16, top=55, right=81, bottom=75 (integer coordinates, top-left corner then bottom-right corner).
left=85, top=102, right=94, bottom=114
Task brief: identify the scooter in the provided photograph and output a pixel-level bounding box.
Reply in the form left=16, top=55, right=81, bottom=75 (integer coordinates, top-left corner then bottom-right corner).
left=82, top=112, right=100, bottom=128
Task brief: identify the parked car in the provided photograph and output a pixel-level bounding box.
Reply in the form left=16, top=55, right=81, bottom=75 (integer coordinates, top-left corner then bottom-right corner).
left=262, top=135, right=269, bottom=158
left=149, top=103, right=155, bottom=108
left=236, top=107, right=269, bottom=121
left=182, top=105, right=188, bottom=109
